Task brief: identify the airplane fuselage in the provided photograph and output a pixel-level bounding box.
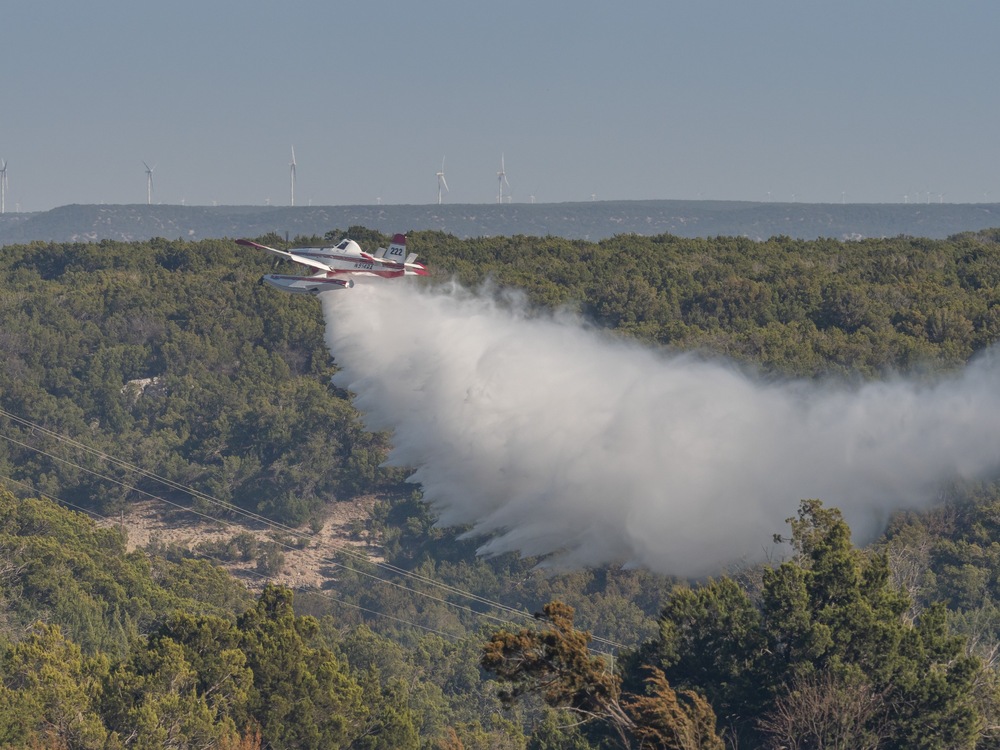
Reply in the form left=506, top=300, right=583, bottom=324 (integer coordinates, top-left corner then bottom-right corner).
left=236, top=234, right=426, bottom=295
left=286, top=239, right=423, bottom=279
left=288, top=251, right=404, bottom=278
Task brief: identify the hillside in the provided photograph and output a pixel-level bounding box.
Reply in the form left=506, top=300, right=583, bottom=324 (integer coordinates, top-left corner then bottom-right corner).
left=2, top=199, right=1000, bottom=247
left=5, top=229, right=1000, bottom=747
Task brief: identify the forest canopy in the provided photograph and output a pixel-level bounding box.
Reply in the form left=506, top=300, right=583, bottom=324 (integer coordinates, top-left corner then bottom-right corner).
left=3, top=227, right=1000, bottom=524
left=3, top=227, right=1000, bottom=747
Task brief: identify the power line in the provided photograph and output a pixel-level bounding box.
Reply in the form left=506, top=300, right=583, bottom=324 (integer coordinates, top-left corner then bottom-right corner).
left=0, top=429, right=507, bottom=629
left=0, top=409, right=625, bottom=651
left=0, top=473, right=468, bottom=643
left=0, top=412, right=549, bottom=630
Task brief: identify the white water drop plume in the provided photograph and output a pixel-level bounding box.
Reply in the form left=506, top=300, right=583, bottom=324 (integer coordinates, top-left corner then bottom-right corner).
left=321, top=280, right=1000, bottom=577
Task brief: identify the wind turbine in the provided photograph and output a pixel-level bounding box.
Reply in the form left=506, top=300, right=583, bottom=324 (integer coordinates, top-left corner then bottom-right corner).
left=143, top=161, right=156, bottom=205
left=497, top=154, right=510, bottom=204
left=436, top=157, right=449, bottom=204
left=290, top=147, right=297, bottom=206
left=0, top=160, right=7, bottom=214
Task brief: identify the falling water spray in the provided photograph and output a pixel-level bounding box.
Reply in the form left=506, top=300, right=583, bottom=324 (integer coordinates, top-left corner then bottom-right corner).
left=322, top=281, right=1000, bottom=577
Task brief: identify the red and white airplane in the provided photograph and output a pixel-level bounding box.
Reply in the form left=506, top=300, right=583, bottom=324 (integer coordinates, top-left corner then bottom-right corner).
left=236, top=233, right=428, bottom=294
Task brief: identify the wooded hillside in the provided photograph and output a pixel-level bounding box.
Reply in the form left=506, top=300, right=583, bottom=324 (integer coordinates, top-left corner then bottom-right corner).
left=3, top=227, right=1000, bottom=747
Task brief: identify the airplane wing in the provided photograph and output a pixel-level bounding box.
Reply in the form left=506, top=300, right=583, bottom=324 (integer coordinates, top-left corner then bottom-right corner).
left=236, top=239, right=333, bottom=273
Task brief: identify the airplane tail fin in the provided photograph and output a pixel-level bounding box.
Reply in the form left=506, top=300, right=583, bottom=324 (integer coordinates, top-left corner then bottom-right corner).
left=376, top=233, right=427, bottom=275
left=384, top=233, right=408, bottom=261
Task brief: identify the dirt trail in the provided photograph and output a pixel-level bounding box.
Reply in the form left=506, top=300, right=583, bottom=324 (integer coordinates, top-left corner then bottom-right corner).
left=102, top=497, right=382, bottom=590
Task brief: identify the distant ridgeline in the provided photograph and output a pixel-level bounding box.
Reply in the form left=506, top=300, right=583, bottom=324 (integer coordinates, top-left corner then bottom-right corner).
left=2, top=200, right=1000, bottom=245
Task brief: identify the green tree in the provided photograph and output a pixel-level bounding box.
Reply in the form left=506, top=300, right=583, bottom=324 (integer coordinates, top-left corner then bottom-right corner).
left=237, top=585, right=366, bottom=748
left=653, top=576, right=767, bottom=727
left=650, top=500, right=983, bottom=749
left=0, top=622, right=110, bottom=749
left=526, top=708, right=594, bottom=749
left=101, top=629, right=239, bottom=749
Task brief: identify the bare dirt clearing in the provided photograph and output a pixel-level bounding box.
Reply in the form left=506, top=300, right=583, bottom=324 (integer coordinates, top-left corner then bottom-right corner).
left=102, top=497, right=383, bottom=590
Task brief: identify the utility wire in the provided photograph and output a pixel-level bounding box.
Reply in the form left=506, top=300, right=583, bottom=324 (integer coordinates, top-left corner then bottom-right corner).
left=0, top=430, right=521, bottom=633
left=0, top=407, right=545, bottom=617
left=0, top=473, right=469, bottom=644
left=0, top=411, right=625, bottom=651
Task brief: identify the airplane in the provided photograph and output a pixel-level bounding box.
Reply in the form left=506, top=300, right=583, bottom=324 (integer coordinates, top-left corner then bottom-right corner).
left=236, top=233, right=428, bottom=295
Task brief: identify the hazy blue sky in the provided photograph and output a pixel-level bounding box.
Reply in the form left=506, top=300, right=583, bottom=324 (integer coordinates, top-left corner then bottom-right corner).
left=3, top=1, right=998, bottom=211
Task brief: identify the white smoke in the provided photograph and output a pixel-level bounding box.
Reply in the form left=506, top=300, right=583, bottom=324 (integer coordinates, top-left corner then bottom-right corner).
left=322, top=281, right=1000, bottom=577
